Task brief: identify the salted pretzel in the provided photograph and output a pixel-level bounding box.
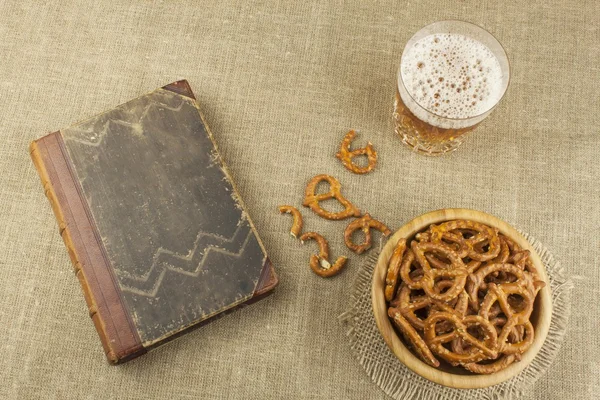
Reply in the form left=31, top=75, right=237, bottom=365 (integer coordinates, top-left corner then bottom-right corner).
left=428, top=220, right=501, bottom=262
left=344, top=213, right=391, bottom=254
left=497, top=317, right=535, bottom=355
left=452, top=310, right=523, bottom=371
left=454, top=279, right=538, bottom=361
left=299, top=232, right=347, bottom=278
left=392, top=285, right=432, bottom=330
left=463, top=317, right=525, bottom=372
left=415, top=232, right=431, bottom=242
left=479, top=282, right=538, bottom=355
left=410, top=241, right=468, bottom=302
left=335, top=130, right=378, bottom=174
left=278, top=205, right=303, bottom=238
left=392, top=285, right=468, bottom=331
left=432, top=231, right=470, bottom=259
left=424, top=252, right=480, bottom=274
left=384, top=219, right=547, bottom=374
left=302, top=174, right=360, bottom=220
left=466, top=263, right=527, bottom=311
left=424, top=312, right=498, bottom=366
left=410, top=240, right=467, bottom=274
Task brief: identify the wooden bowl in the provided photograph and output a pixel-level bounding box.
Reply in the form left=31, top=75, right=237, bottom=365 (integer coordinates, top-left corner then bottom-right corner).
left=371, top=209, right=552, bottom=389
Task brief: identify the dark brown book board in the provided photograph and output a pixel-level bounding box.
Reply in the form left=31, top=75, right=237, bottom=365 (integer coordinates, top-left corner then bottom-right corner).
left=30, top=80, right=278, bottom=364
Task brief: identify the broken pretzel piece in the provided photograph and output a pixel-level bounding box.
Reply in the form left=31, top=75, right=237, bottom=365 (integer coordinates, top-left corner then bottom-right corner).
left=300, top=232, right=348, bottom=278
left=278, top=205, right=303, bottom=238
left=335, top=130, right=378, bottom=174
left=344, top=213, right=391, bottom=254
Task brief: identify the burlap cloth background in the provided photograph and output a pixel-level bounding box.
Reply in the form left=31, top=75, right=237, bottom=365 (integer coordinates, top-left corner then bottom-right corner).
left=0, top=1, right=598, bottom=399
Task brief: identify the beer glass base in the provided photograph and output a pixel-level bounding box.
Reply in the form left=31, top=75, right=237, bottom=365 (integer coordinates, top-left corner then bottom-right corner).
left=393, top=94, right=470, bottom=156
left=394, top=124, right=465, bottom=156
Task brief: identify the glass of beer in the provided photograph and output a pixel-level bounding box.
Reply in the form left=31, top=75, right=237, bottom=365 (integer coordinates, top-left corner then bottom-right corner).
left=394, top=21, right=510, bottom=155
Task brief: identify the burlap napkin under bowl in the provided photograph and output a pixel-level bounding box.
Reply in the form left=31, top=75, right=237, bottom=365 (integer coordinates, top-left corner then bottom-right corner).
left=339, top=231, right=573, bottom=400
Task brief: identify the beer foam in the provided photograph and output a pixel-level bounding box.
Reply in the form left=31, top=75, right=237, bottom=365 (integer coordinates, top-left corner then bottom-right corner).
left=400, top=33, right=504, bottom=127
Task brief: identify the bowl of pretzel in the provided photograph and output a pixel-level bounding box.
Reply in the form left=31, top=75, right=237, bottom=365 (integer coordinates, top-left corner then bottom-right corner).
left=372, top=209, right=552, bottom=389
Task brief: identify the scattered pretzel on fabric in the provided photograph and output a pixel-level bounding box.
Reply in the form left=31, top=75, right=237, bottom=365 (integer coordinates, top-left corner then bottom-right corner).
left=383, top=219, right=546, bottom=374
left=344, top=213, right=392, bottom=254
left=278, top=205, right=303, bottom=238
left=335, top=130, right=378, bottom=174
left=302, top=174, right=360, bottom=220
left=299, top=232, right=348, bottom=278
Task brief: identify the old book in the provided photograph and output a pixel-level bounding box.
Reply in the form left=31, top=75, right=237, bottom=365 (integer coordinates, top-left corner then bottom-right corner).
left=29, top=80, right=278, bottom=364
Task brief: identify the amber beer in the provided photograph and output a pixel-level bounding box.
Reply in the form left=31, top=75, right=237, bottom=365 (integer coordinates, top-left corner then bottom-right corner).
left=394, top=21, right=510, bottom=155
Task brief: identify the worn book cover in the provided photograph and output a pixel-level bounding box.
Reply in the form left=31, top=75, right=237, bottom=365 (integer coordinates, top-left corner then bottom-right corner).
left=29, top=80, right=278, bottom=364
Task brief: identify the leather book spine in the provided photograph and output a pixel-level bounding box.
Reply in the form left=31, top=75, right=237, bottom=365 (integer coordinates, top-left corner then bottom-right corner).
left=29, top=133, right=143, bottom=364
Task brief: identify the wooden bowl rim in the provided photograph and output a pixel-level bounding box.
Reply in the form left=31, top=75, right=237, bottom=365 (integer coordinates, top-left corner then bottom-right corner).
left=371, top=208, right=553, bottom=389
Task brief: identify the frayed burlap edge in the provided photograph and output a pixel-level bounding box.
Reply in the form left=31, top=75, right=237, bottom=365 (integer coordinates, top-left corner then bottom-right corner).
left=339, top=231, right=573, bottom=400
